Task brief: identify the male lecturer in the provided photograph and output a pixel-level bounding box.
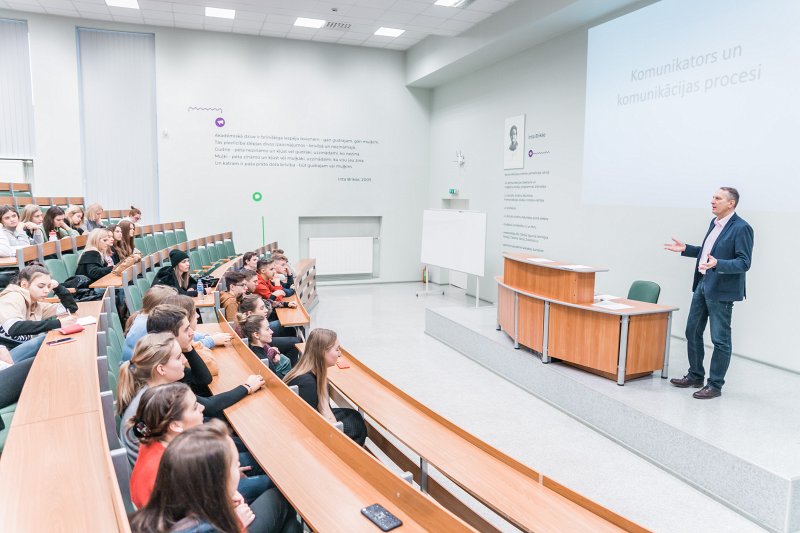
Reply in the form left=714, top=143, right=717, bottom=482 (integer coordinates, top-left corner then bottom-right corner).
left=664, top=187, right=753, bottom=399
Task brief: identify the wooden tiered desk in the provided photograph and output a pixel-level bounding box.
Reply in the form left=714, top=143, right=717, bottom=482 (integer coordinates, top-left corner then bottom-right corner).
left=497, top=252, right=678, bottom=385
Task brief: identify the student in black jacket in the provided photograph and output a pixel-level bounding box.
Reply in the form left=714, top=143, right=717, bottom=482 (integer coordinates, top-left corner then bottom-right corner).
left=284, top=328, right=366, bottom=445
left=146, top=304, right=262, bottom=416
left=75, top=228, right=114, bottom=282
left=153, top=249, right=198, bottom=296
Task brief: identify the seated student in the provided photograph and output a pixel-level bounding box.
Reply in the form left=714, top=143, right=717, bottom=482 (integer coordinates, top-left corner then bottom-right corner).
left=273, top=249, right=295, bottom=277
left=239, top=314, right=291, bottom=379
left=118, top=319, right=261, bottom=465
left=236, top=294, right=300, bottom=365
left=253, top=258, right=293, bottom=304
left=123, top=286, right=227, bottom=362
left=241, top=268, right=258, bottom=296
left=75, top=228, right=114, bottom=282
left=124, top=286, right=178, bottom=360
left=153, top=249, right=198, bottom=297
left=161, top=293, right=232, bottom=372
left=42, top=206, right=78, bottom=239
left=271, top=253, right=295, bottom=297
left=284, top=328, right=367, bottom=446
left=0, top=205, right=35, bottom=256
left=128, top=383, right=274, bottom=509
left=113, top=220, right=142, bottom=263
left=122, top=206, right=142, bottom=224
left=117, top=332, right=195, bottom=464
left=64, top=205, right=85, bottom=235
left=130, top=420, right=299, bottom=533
left=19, top=204, right=45, bottom=244
left=145, top=304, right=261, bottom=411
left=240, top=251, right=259, bottom=273
left=219, top=271, right=248, bottom=322
left=0, top=347, right=34, bottom=431
left=83, top=203, right=105, bottom=232
left=0, top=264, right=78, bottom=362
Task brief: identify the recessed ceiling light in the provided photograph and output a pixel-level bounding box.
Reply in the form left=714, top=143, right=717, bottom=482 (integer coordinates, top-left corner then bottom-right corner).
left=434, top=0, right=473, bottom=7
left=105, top=0, right=139, bottom=8
left=294, top=17, right=326, bottom=29
left=374, top=27, right=405, bottom=38
left=205, top=7, right=236, bottom=19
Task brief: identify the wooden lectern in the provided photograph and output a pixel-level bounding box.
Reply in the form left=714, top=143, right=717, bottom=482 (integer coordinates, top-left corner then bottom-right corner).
left=497, top=252, right=678, bottom=385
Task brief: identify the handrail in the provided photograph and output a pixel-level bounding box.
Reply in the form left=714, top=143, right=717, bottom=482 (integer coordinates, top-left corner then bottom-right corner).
left=293, top=258, right=318, bottom=310
left=317, top=346, right=643, bottom=532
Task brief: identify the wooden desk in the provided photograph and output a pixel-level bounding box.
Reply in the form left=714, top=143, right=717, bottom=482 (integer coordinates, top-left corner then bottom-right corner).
left=309, top=346, right=636, bottom=532
left=194, top=292, right=216, bottom=308
left=498, top=253, right=678, bottom=385
left=90, top=272, right=123, bottom=289
left=0, top=256, right=17, bottom=267
left=209, top=255, right=241, bottom=279
left=275, top=294, right=310, bottom=328
left=0, top=298, right=130, bottom=532
left=0, top=412, right=130, bottom=532
left=197, top=323, right=474, bottom=533
left=12, top=301, right=104, bottom=424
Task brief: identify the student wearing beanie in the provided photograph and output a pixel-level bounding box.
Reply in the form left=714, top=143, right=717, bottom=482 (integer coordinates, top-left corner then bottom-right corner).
left=152, top=249, right=198, bottom=296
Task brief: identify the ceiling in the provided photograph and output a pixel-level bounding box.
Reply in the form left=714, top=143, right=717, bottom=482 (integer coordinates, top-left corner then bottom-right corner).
left=0, top=0, right=519, bottom=50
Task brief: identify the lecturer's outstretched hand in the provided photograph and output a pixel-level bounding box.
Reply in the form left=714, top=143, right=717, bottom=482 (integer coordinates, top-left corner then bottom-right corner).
left=664, top=237, right=686, bottom=253
left=698, top=254, right=717, bottom=273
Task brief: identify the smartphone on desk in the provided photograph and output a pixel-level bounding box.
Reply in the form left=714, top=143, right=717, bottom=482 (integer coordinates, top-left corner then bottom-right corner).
left=361, top=504, right=402, bottom=531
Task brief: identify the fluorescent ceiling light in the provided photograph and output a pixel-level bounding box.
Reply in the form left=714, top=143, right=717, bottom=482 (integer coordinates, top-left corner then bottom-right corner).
left=105, top=0, right=139, bottom=8
left=434, top=0, right=473, bottom=7
left=205, top=7, right=236, bottom=19
left=374, top=27, right=405, bottom=38
left=294, top=17, right=326, bottom=29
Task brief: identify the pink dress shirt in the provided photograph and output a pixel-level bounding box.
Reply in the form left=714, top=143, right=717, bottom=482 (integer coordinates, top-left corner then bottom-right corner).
left=698, top=212, right=734, bottom=273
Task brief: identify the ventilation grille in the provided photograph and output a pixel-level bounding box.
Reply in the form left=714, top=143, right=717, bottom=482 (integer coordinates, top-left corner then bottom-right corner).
left=324, top=21, right=352, bottom=30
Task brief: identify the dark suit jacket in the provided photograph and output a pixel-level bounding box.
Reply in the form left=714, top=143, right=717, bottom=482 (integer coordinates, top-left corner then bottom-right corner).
left=682, top=213, right=753, bottom=301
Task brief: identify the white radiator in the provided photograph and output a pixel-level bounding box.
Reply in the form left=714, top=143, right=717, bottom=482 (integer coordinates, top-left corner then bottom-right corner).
left=308, top=237, right=373, bottom=276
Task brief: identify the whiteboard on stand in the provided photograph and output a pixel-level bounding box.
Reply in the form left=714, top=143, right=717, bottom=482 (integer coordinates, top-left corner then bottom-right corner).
left=420, top=209, right=486, bottom=276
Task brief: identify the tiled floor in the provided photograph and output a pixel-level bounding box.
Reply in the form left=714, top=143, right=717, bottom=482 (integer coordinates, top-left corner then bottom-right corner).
left=311, top=282, right=765, bottom=532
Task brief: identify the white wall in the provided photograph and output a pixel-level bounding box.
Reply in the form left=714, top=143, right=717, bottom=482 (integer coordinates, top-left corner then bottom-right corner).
left=429, top=27, right=794, bottom=372
left=1, top=9, right=430, bottom=282
left=155, top=30, right=431, bottom=278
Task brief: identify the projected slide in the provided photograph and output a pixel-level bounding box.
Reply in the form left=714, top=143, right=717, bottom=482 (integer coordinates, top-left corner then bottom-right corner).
left=582, top=0, right=800, bottom=211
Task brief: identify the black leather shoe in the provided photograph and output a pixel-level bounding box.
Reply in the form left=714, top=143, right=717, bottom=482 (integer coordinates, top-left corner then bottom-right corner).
left=693, top=385, right=721, bottom=399
left=670, top=375, right=704, bottom=388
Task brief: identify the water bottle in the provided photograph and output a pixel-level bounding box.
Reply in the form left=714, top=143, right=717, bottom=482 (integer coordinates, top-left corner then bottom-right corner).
left=196, top=279, right=204, bottom=296
left=48, top=230, right=57, bottom=242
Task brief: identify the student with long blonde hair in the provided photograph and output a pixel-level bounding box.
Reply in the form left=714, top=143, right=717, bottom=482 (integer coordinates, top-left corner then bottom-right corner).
left=117, top=332, right=187, bottom=464
left=75, top=228, right=114, bottom=282
left=283, top=329, right=366, bottom=445
left=84, top=203, right=105, bottom=232
left=64, top=205, right=85, bottom=235
left=19, top=204, right=45, bottom=244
